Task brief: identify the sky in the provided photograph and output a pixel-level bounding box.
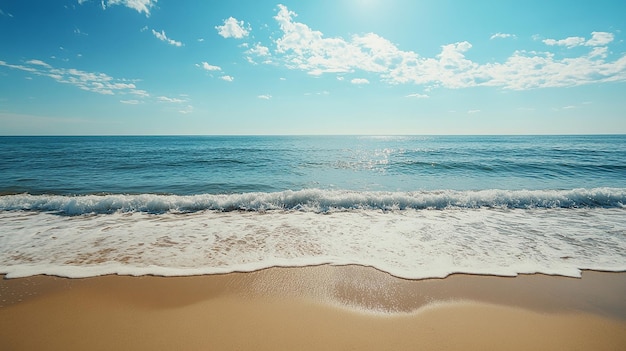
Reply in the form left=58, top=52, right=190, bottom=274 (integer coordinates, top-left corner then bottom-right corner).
left=1, top=0, right=625, bottom=135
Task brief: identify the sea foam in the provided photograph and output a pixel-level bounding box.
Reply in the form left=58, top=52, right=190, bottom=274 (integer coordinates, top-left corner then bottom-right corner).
left=0, top=188, right=624, bottom=215
left=1, top=204, right=625, bottom=279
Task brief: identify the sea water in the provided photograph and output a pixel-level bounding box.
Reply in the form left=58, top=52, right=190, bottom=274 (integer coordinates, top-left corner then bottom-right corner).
left=0, top=135, right=625, bottom=278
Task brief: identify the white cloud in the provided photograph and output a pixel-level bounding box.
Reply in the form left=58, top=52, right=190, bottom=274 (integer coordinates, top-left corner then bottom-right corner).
left=405, top=93, right=429, bottom=99
left=467, top=109, right=481, bottom=114
left=120, top=99, right=141, bottom=104
left=155, top=95, right=192, bottom=113
left=542, top=32, right=614, bottom=48
left=588, top=46, right=609, bottom=58
left=249, top=43, right=270, bottom=56
left=216, top=17, right=250, bottom=39
left=25, top=59, right=51, bottom=68
left=131, top=89, right=149, bottom=97
left=490, top=33, right=515, bottom=40
left=90, top=0, right=157, bottom=17
left=351, top=78, right=370, bottom=84
left=157, top=96, right=185, bottom=103
left=543, top=36, right=586, bottom=48
left=264, top=6, right=626, bottom=90
left=585, top=31, right=614, bottom=46
left=246, top=43, right=272, bottom=64
left=197, top=62, right=221, bottom=71
left=0, top=59, right=148, bottom=96
left=196, top=63, right=232, bottom=82
left=272, top=5, right=394, bottom=76
left=179, top=105, right=194, bottom=114
left=258, top=94, right=272, bottom=100
left=151, top=29, right=183, bottom=47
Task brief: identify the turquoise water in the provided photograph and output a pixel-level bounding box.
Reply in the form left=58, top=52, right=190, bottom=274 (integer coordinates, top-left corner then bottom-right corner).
left=0, top=135, right=625, bottom=278
left=1, top=135, right=625, bottom=195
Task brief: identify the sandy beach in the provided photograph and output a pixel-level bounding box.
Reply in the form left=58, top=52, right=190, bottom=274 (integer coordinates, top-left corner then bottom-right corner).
left=1, top=265, right=625, bottom=350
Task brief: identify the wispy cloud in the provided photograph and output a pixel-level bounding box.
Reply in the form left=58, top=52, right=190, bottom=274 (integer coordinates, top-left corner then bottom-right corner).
left=585, top=31, right=614, bottom=46
left=304, top=91, right=330, bottom=96
left=543, top=36, right=586, bottom=48
left=351, top=78, right=369, bottom=84
left=82, top=0, right=157, bottom=17
left=151, top=29, right=183, bottom=47
left=131, top=89, right=149, bottom=98
left=120, top=99, right=141, bottom=104
left=25, top=59, right=51, bottom=68
left=157, top=96, right=186, bottom=103
left=467, top=109, right=481, bottom=114
left=196, top=62, right=221, bottom=71
left=405, top=93, right=429, bottom=99
left=0, top=59, right=143, bottom=96
left=178, top=105, right=194, bottom=114
left=74, top=27, right=88, bottom=36
left=490, top=33, right=515, bottom=40
left=216, top=17, right=250, bottom=39
left=0, top=8, right=14, bottom=17
left=246, top=43, right=272, bottom=64
left=543, top=31, right=614, bottom=48
left=248, top=43, right=270, bottom=56
left=258, top=94, right=272, bottom=100
left=253, top=5, right=626, bottom=90
left=195, top=62, right=232, bottom=82
left=156, top=95, right=192, bottom=113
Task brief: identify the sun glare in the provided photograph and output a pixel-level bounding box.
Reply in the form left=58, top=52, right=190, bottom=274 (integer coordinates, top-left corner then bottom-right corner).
left=347, top=0, right=386, bottom=20
left=353, top=0, right=380, bottom=10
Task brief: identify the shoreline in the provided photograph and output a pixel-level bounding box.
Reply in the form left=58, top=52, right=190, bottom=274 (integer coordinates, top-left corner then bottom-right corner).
left=1, top=265, right=626, bottom=350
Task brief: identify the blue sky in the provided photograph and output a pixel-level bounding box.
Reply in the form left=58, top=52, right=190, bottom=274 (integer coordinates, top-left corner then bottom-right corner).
left=1, top=0, right=625, bottom=135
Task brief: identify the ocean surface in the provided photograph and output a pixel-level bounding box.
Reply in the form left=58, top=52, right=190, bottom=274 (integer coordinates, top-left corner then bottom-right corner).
left=0, top=135, right=625, bottom=279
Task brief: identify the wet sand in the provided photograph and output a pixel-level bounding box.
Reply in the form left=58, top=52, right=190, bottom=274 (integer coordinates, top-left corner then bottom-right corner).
left=1, top=265, right=625, bottom=350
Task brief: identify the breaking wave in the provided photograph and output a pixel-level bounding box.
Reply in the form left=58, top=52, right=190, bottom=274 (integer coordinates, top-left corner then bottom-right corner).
left=1, top=188, right=624, bottom=215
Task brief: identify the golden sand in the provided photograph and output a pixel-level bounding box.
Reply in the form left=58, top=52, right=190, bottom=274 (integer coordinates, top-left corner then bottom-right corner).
left=1, top=266, right=625, bottom=350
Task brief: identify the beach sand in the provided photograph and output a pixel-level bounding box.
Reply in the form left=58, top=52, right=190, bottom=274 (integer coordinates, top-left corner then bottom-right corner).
left=1, top=265, right=625, bottom=350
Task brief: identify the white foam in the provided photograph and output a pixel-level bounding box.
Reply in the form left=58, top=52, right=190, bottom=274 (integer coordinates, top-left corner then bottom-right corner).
left=0, top=188, right=624, bottom=215
left=1, top=206, right=625, bottom=279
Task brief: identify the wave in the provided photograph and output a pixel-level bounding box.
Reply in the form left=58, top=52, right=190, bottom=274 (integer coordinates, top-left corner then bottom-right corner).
left=0, top=188, right=624, bottom=215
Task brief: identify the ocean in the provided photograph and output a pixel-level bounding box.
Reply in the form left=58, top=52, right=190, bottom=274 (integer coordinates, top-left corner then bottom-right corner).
left=0, top=135, right=625, bottom=279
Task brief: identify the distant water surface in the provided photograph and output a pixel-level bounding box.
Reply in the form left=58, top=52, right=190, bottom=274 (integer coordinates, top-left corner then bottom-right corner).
left=1, top=135, right=625, bottom=195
